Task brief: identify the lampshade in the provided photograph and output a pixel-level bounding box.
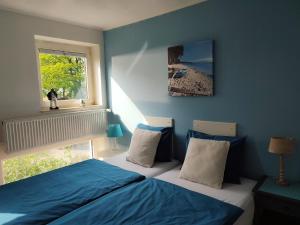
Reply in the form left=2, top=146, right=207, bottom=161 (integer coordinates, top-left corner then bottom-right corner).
left=107, top=124, right=123, bottom=138
left=268, top=137, right=295, bottom=154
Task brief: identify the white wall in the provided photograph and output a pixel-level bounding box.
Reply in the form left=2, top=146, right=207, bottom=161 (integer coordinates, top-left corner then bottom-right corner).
left=0, top=9, right=105, bottom=141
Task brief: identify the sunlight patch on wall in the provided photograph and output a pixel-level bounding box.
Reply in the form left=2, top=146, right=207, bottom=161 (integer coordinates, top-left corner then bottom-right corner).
left=111, top=77, right=146, bottom=133
left=124, top=41, right=148, bottom=76
left=111, top=43, right=169, bottom=104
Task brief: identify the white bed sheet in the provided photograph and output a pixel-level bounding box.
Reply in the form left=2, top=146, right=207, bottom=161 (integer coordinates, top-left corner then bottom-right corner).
left=104, top=152, right=179, bottom=178
left=155, top=166, right=256, bottom=225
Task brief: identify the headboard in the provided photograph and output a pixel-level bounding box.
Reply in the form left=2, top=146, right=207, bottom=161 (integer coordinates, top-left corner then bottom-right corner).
left=145, top=116, right=173, bottom=127
left=193, top=120, right=237, bottom=136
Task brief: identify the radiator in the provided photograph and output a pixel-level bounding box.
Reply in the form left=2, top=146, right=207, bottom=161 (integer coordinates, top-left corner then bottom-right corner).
left=2, top=109, right=108, bottom=153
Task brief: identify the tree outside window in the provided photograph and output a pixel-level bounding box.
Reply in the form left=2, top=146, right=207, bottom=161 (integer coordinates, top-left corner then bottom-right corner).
left=39, top=53, right=88, bottom=101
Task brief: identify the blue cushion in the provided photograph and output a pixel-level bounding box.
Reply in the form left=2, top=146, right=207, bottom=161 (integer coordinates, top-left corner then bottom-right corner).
left=137, top=124, right=173, bottom=162
left=186, top=130, right=246, bottom=184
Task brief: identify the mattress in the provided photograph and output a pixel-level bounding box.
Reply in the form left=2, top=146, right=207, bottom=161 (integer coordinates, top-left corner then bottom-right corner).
left=105, top=152, right=179, bottom=177
left=155, top=166, right=256, bottom=225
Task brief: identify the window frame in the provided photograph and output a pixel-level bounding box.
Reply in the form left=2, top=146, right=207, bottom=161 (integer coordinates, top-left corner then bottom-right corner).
left=35, top=40, right=97, bottom=110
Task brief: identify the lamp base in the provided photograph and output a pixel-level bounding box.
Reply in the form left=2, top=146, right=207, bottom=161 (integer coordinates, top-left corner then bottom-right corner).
left=109, top=137, right=119, bottom=151
left=276, top=154, right=289, bottom=186
left=276, top=178, right=289, bottom=186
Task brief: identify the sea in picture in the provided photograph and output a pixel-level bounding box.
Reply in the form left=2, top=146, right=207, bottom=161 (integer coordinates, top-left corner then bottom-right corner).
left=168, top=40, right=213, bottom=96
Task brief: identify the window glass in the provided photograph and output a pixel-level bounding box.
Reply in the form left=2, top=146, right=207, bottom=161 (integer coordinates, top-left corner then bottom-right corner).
left=39, top=51, right=88, bottom=101
left=3, top=140, right=92, bottom=184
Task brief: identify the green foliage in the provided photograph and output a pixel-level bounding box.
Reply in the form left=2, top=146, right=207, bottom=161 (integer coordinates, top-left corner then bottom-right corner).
left=39, top=53, right=86, bottom=100
left=3, top=149, right=72, bottom=184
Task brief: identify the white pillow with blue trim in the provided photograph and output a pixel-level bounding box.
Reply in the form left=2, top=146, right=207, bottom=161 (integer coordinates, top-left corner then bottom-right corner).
left=179, top=138, right=230, bottom=189
left=126, top=128, right=161, bottom=168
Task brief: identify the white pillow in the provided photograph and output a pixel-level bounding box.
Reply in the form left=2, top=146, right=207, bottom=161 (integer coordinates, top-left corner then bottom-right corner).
left=179, top=138, right=230, bottom=189
left=126, top=128, right=161, bottom=168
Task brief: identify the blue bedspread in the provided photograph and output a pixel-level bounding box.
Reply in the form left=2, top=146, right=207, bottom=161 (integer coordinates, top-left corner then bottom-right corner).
left=49, top=178, right=243, bottom=225
left=0, top=159, right=144, bottom=225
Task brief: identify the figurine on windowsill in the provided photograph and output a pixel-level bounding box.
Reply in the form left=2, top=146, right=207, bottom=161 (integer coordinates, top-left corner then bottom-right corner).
left=47, top=89, right=59, bottom=110
left=81, top=99, right=86, bottom=107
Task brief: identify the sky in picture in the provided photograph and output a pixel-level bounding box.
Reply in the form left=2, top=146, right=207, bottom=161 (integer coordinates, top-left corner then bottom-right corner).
left=180, top=40, right=213, bottom=63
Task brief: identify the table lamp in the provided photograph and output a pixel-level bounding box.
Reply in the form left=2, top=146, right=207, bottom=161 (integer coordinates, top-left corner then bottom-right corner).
left=268, top=137, right=295, bottom=186
left=107, top=124, right=123, bottom=150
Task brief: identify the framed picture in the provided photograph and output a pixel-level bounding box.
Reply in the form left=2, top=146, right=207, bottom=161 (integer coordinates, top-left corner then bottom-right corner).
left=168, top=40, right=214, bottom=96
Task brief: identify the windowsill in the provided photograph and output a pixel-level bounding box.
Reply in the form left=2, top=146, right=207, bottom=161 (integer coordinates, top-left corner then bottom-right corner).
left=40, top=105, right=107, bottom=114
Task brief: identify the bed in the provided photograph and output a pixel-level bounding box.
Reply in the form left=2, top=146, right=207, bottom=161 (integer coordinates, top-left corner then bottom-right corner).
left=183, top=119, right=256, bottom=225
left=49, top=171, right=255, bottom=225
left=0, top=116, right=177, bottom=225
left=48, top=178, right=245, bottom=225
left=47, top=120, right=256, bottom=225
left=156, top=166, right=256, bottom=225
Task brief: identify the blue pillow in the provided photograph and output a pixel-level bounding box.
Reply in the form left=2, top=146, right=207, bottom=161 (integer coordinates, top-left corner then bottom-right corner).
left=186, top=130, right=246, bottom=184
left=137, top=124, right=173, bottom=162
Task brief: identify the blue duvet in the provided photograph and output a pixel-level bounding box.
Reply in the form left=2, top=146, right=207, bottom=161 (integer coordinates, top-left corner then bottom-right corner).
left=0, top=159, right=144, bottom=225
left=50, top=178, right=243, bottom=225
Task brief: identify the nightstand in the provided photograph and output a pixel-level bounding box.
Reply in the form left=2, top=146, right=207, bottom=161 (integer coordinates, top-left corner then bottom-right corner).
left=253, top=176, right=300, bottom=225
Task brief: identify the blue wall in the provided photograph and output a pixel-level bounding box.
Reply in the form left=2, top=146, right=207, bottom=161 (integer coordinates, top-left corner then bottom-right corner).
left=104, top=0, right=300, bottom=181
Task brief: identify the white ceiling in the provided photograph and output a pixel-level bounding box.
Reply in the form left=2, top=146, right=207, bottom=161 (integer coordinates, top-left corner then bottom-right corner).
left=0, top=0, right=206, bottom=30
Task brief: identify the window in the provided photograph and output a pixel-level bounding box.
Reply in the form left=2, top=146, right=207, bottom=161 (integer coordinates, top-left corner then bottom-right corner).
left=35, top=37, right=103, bottom=109
left=39, top=49, right=88, bottom=101
left=2, top=140, right=93, bottom=184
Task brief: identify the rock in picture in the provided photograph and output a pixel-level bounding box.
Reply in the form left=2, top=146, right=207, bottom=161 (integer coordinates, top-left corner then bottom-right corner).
left=168, top=40, right=213, bottom=96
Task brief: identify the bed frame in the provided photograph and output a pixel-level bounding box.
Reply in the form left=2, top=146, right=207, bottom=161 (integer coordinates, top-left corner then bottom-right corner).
left=145, top=116, right=173, bottom=127
left=193, top=120, right=237, bottom=136
left=144, top=118, right=235, bottom=136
